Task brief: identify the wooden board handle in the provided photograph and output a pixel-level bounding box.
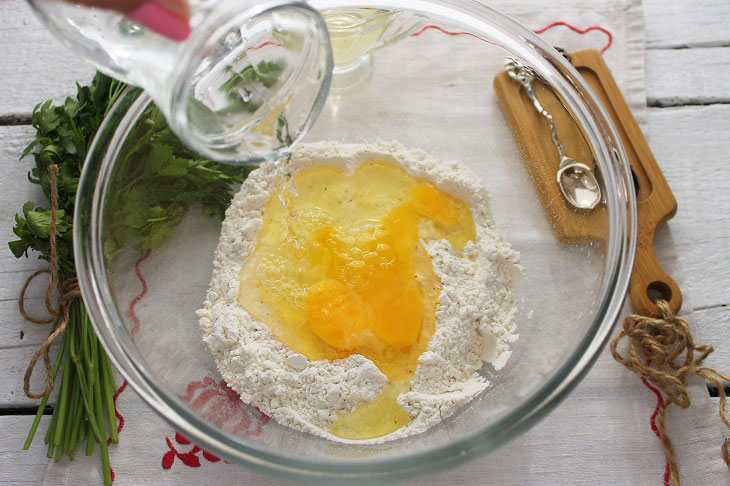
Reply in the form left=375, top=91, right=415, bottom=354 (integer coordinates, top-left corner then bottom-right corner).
left=631, top=230, right=682, bottom=317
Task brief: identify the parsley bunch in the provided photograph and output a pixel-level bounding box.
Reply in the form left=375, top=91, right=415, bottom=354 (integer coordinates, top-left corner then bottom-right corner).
left=10, top=73, right=252, bottom=485
left=10, top=74, right=125, bottom=276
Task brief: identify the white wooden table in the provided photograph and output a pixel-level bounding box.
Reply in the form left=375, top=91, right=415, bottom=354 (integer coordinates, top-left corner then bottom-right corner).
left=1, top=0, right=729, bottom=483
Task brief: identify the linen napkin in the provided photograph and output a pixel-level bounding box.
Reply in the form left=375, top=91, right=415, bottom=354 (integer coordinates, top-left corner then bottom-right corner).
left=42, top=0, right=729, bottom=485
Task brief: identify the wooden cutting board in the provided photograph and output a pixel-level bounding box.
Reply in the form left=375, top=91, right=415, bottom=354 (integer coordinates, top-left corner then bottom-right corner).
left=493, top=48, right=681, bottom=317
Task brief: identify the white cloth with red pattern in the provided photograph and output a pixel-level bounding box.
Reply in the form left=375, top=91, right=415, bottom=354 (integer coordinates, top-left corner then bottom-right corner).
left=42, top=1, right=730, bottom=484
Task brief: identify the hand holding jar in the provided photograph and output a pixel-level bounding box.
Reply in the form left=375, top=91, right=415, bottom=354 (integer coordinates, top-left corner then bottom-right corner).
left=71, top=0, right=191, bottom=40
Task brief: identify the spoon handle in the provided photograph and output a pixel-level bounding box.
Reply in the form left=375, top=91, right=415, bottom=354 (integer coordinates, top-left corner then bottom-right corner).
left=505, top=58, right=565, bottom=159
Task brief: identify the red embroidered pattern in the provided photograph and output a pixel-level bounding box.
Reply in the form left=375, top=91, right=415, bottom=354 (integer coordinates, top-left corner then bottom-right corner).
left=108, top=250, right=152, bottom=444
left=410, top=21, right=614, bottom=54
left=630, top=317, right=671, bottom=486
left=246, top=40, right=282, bottom=52
left=106, top=380, right=127, bottom=446
left=641, top=376, right=671, bottom=486
left=160, top=378, right=270, bottom=471
left=411, top=24, right=492, bottom=44
left=178, top=376, right=270, bottom=437
left=534, top=21, right=613, bottom=54
left=101, top=250, right=153, bottom=482
left=129, top=248, right=152, bottom=336
left=161, top=433, right=222, bottom=469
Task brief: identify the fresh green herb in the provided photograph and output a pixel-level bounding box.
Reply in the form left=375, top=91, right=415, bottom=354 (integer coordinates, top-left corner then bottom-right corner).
left=10, top=75, right=126, bottom=275
left=10, top=74, right=125, bottom=486
left=10, top=73, right=253, bottom=485
left=10, top=201, right=73, bottom=275
left=220, top=59, right=287, bottom=112
left=276, top=113, right=294, bottom=148
left=236, top=60, right=286, bottom=89
left=101, top=105, right=253, bottom=260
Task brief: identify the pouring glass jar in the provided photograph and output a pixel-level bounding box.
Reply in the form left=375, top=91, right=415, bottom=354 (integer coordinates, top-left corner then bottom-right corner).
left=28, top=0, right=332, bottom=164
left=28, top=0, right=423, bottom=164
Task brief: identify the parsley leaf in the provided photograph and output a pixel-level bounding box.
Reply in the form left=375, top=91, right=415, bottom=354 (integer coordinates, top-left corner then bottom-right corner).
left=10, top=72, right=254, bottom=275
left=100, top=104, right=254, bottom=260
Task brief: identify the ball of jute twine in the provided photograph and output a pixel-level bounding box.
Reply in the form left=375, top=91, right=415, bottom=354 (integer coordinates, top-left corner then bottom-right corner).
left=611, top=299, right=730, bottom=486
left=18, top=164, right=80, bottom=399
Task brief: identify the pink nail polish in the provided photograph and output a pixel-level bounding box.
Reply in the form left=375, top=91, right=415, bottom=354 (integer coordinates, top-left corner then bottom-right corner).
left=129, top=1, right=191, bottom=41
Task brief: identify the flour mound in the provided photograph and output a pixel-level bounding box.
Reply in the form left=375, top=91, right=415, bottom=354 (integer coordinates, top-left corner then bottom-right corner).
left=198, top=141, right=521, bottom=443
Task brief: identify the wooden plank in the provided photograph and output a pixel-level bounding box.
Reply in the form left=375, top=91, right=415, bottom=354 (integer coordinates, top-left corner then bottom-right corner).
left=0, top=416, right=49, bottom=485
left=0, top=299, right=54, bottom=349
left=0, top=127, right=59, bottom=409
left=646, top=47, right=730, bottom=106
left=644, top=0, right=730, bottom=49
left=0, top=270, right=52, bottom=306
left=695, top=306, right=730, bottom=376
left=0, top=125, right=50, bottom=347
left=0, top=1, right=95, bottom=118
left=647, top=104, right=730, bottom=311
left=0, top=345, right=58, bottom=408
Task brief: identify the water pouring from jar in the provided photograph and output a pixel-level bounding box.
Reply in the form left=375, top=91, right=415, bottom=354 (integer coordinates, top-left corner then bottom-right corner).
left=31, top=0, right=334, bottom=164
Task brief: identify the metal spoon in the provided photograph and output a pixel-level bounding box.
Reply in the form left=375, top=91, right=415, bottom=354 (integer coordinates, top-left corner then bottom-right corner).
left=505, top=58, right=601, bottom=210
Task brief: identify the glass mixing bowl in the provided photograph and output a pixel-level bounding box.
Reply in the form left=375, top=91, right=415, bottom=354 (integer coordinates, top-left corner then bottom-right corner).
left=74, top=0, right=636, bottom=482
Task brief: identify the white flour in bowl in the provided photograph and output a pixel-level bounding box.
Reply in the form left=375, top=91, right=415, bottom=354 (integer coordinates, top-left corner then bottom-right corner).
left=197, top=141, right=522, bottom=443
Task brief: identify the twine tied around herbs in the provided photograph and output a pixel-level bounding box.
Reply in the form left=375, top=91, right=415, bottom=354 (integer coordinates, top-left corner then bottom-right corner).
left=611, top=299, right=730, bottom=486
left=18, top=164, right=81, bottom=399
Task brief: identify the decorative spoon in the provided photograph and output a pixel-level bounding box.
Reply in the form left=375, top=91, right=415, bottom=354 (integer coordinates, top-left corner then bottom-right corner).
left=505, top=57, right=601, bottom=210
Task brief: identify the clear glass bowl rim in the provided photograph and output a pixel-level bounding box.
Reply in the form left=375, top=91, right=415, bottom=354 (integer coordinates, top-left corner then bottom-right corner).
left=74, top=0, right=637, bottom=482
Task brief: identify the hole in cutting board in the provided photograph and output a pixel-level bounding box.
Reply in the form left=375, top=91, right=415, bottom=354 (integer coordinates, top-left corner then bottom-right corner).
left=647, top=280, right=672, bottom=303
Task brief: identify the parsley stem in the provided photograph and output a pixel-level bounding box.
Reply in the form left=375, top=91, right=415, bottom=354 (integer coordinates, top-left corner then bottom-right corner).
left=69, top=303, right=102, bottom=443
left=67, top=387, right=84, bottom=459
left=91, top=332, right=113, bottom=486
left=104, top=80, right=127, bottom=117
left=85, top=418, right=94, bottom=456
left=53, top=310, right=74, bottom=448
left=44, top=400, right=57, bottom=445
left=54, top=435, right=64, bottom=462
left=100, top=350, right=118, bottom=443
left=24, top=334, right=65, bottom=450
left=46, top=404, right=58, bottom=458
left=78, top=415, right=86, bottom=444
left=62, top=370, right=79, bottom=453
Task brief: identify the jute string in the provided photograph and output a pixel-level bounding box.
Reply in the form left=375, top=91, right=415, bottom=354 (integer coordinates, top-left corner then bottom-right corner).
left=18, top=164, right=81, bottom=399
left=611, top=299, right=730, bottom=486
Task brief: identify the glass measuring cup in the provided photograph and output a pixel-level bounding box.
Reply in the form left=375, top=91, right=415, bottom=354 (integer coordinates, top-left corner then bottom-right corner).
left=28, top=0, right=333, bottom=164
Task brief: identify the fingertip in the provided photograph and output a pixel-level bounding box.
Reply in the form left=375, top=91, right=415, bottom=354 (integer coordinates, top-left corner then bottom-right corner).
left=128, top=1, right=191, bottom=41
